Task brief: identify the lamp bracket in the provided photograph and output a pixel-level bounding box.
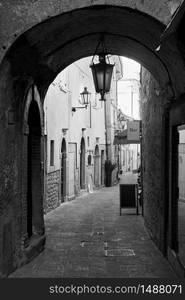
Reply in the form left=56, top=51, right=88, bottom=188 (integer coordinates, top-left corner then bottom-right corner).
left=72, top=105, right=87, bottom=112
left=91, top=33, right=109, bottom=64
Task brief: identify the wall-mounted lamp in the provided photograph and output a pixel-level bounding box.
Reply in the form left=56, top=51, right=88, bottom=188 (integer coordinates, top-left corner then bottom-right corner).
left=72, top=87, right=91, bottom=112
left=90, top=35, right=114, bottom=101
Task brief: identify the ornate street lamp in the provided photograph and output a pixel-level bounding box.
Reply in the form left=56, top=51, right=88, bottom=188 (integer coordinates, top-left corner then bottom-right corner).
left=72, top=87, right=91, bottom=112
left=90, top=37, right=114, bottom=101
left=80, top=86, right=91, bottom=106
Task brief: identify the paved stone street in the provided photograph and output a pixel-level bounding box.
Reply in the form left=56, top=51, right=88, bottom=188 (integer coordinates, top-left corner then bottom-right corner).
left=10, top=173, right=176, bottom=278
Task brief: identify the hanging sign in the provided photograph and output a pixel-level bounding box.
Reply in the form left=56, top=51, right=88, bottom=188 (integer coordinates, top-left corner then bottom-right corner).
left=127, top=120, right=141, bottom=142
left=114, top=120, right=141, bottom=145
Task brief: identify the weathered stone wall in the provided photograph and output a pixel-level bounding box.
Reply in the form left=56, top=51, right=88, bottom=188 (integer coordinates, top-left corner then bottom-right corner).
left=140, top=67, right=169, bottom=253
left=0, top=0, right=184, bottom=277
left=44, top=170, right=60, bottom=214
left=1, top=2, right=185, bottom=98
left=0, top=0, right=181, bottom=65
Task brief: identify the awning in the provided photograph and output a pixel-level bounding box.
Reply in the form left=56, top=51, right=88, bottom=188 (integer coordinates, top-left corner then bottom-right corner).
left=114, top=136, right=141, bottom=145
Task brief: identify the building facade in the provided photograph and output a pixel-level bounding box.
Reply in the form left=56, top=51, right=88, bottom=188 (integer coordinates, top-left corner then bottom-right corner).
left=116, top=58, right=141, bottom=173
left=116, top=109, right=140, bottom=173
left=44, top=56, right=122, bottom=213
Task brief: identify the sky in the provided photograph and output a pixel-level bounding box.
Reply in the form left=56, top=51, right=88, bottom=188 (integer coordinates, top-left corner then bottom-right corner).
left=121, top=57, right=140, bottom=80
left=117, top=57, right=141, bottom=120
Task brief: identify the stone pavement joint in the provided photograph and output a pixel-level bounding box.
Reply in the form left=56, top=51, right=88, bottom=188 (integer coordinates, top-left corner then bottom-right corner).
left=10, top=173, right=176, bottom=278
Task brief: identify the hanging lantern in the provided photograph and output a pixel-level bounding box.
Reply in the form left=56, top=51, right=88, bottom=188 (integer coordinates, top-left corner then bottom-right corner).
left=90, top=37, right=114, bottom=101
left=80, top=86, right=91, bottom=106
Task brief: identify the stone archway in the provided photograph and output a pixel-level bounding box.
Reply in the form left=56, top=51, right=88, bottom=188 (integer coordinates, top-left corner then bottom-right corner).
left=1, top=2, right=185, bottom=276
left=1, top=4, right=184, bottom=99
left=13, top=84, right=46, bottom=276
left=24, top=85, right=45, bottom=239
left=61, top=138, right=67, bottom=202
left=27, top=99, right=42, bottom=237
left=80, top=137, right=86, bottom=190
left=94, top=145, right=100, bottom=187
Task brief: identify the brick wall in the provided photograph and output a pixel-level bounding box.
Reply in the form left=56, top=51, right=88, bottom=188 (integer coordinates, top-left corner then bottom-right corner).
left=140, top=67, right=169, bottom=253
left=44, top=170, right=60, bottom=214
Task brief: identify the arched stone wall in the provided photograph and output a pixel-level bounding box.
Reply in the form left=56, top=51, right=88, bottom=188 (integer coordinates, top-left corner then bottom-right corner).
left=0, top=2, right=185, bottom=276
left=1, top=4, right=185, bottom=98
left=22, top=84, right=45, bottom=257
left=0, top=0, right=181, bottom=64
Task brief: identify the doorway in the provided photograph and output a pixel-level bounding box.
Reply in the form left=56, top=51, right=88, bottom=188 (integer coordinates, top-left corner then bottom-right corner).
left=27, top=100, right=42, bottom=238
left=94, top=145, right=100, bottom=187
left=80, top=137, right=86, bottom=189
left=61, top=138, right=67, bottom=202
left=101, top=150, right=105, bottom=186
left=170, top=99, right=185, bottom=272
left=178, top=125, right=185, bottom=267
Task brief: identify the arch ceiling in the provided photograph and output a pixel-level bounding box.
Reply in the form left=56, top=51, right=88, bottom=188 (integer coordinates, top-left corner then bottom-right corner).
left=1, top=3, right=185, bottom=98
left=0, top=0, right=180, bottom=56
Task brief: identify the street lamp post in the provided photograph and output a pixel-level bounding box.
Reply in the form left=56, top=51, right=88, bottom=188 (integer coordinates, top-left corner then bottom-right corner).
left=90, top=36, right=115, bottom=187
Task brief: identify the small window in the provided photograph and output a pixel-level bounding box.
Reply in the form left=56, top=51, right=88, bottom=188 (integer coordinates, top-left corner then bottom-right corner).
left=50, top=140, right=54, bottom=166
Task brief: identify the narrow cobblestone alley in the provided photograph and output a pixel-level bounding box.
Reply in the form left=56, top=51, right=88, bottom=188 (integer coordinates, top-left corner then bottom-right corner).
left=10, top=174, right=176, bottom=278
